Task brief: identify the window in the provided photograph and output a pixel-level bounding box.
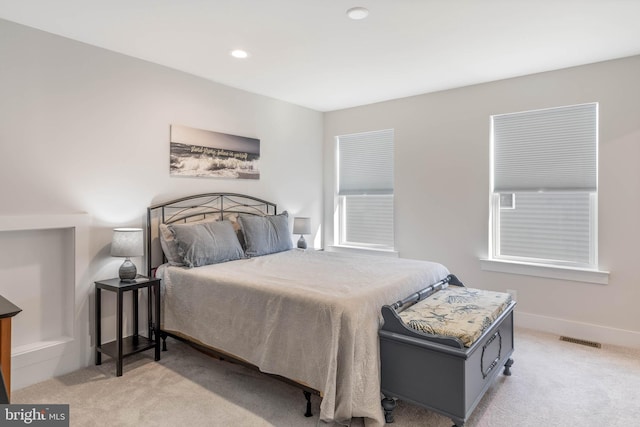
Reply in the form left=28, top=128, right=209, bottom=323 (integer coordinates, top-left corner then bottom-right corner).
left=336, top=129, right=394, bottom=250
left=490, top=103, right=598, bottom=269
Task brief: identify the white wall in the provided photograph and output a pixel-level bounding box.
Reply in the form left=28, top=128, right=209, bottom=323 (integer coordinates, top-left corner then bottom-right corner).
left=324, top=55, right=640, bottom=347
left=0, top=19, right=323, bottom=387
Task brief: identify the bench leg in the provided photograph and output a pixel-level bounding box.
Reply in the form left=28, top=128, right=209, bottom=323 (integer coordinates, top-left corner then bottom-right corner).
left=503, top=358, right=514, bottom=376
left=381, top=397, right=397, bottom=423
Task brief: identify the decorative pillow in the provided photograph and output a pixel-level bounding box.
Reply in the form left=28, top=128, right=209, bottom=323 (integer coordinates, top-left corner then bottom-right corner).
left=169, top=220, right=244, bottom=268
left=159, top=223, right=184, bottom=266
left=238, top=211, right=292, bottom=257
left=159, top=218, right=218, bottom=266
left=226, top=213, right=246, bottom=250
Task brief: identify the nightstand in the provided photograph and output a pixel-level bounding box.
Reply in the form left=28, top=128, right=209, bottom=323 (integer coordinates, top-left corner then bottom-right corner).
left=95, top=276, right=161, bottom=376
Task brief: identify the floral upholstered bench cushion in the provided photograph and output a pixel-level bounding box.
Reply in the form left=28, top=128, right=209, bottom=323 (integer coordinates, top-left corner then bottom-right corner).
left=398, top=286, right=513, bottom=347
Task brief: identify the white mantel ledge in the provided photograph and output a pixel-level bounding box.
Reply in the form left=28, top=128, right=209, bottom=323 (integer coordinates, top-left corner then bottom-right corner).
left=0, top=213, right=90, bottom=231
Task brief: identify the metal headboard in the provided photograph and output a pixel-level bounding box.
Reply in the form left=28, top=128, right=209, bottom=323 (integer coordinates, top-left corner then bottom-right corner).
left=146, top=193, right=277, bottom=276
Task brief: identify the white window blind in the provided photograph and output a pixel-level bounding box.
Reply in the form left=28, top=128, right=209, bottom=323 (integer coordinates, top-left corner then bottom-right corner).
left=338, top=129, right=394, bottom=195
left=491, top=103, right=598, bottom=267
left=493, top=103, right=597, bottom=192
left=337, top=129, right=394, bottom=249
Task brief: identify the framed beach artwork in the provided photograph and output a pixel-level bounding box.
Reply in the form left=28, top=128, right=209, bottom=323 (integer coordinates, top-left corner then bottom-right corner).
left=170, top=124, right=260, bottom=179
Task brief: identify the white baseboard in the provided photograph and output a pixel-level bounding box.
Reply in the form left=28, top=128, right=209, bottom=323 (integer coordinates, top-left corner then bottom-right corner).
left=515, top=311, right=640, bottom=349
left=11, top=337, right=80, bottom=390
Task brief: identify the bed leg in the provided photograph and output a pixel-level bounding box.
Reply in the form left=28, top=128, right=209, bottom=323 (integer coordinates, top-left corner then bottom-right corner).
left=503, top=358, right=514, bottom=376
left=161, top=333, right=168, bottom=351
left=381, top=397, right=397, bottom=423
left=303, top=390, right=312, bottom=417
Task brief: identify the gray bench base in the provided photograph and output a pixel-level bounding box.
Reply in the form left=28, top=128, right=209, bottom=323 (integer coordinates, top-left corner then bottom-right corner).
left=380, top=300, right=516, bottom=427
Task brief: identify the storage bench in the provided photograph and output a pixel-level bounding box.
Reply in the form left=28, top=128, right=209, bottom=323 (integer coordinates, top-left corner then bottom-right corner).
left=379, top=275, right=516, bottom=427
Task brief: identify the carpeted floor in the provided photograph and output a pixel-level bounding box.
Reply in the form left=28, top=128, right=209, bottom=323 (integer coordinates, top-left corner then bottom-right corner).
left=12, top=328, right=640, bottom=426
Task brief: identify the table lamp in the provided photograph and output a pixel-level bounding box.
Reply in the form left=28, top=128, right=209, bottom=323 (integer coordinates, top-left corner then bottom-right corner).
left=111, top=228, right=144, bottom=282
left=293, top=217, right=311, bottom=249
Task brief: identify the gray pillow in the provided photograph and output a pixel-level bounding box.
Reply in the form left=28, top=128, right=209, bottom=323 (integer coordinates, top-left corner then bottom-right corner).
left=170, top=220, right=244, bottom=268
left=238, top=212, right=292, bottom=257
left=159, top=223, right=185, bottom=266
left=159, top=218, right=218, bottom=266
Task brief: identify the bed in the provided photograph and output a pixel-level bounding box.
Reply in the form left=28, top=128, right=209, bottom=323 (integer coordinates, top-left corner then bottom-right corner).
left=146, top=193, right=451, bottom=426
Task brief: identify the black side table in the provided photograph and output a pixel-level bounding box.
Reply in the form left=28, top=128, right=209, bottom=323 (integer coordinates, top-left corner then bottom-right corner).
left=95, top=276, right=161, bottom=376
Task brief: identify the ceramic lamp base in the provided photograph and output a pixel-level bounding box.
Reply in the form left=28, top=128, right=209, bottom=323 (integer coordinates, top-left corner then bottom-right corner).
left=297, top=235, right=307, bottom=249
left=119, top=258, right=137, bottom=282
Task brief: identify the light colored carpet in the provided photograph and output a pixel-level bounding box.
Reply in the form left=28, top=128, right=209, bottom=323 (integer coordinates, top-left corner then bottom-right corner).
left=12, top=328, right=640, bottom=427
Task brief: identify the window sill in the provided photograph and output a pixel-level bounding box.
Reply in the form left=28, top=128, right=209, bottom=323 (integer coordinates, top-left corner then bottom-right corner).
left=479, top=258, right=609, bottom=285
left=327, top=245, right=399, bottom=258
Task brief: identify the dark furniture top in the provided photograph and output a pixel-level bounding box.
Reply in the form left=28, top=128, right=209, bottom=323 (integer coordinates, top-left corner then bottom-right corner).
left=0, top=295, right=21, bottom=319
left=95, top=276, right=160, bottom=292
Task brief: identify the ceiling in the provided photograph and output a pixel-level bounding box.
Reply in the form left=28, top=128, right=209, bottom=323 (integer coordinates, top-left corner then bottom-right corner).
left=2, top=0, right=640, bottom=112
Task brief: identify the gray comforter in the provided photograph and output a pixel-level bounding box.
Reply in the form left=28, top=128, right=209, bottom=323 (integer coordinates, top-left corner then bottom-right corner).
left=157, top=249, right=449, bottom=426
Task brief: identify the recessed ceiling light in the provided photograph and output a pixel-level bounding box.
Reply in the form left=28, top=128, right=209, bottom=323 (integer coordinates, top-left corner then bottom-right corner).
left=346, top=6, right=369, bottom=20
left=230, top=49, right=249, bottom=59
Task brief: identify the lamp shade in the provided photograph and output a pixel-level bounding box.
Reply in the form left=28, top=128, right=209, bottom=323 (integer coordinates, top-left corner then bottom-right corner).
left=111, top=228, right=144, bottom=257
left=293, top=217, right=311, bottom=235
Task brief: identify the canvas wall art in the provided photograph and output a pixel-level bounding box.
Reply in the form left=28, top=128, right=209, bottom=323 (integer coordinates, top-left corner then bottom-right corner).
left=170, top=124, right=260, bottom=179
